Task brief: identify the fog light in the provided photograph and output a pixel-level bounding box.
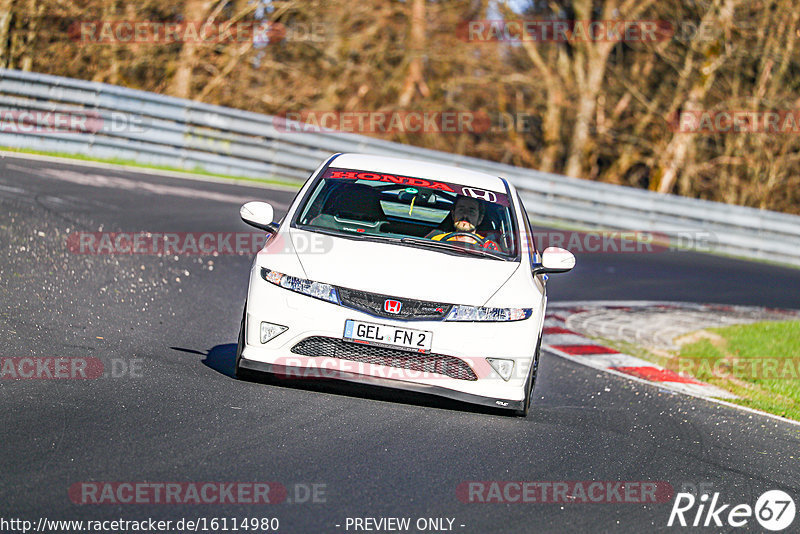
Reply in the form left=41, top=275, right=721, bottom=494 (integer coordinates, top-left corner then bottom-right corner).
left=260, top=322, right=287, bottom=343
left=487, top=358, right=515, bottom=381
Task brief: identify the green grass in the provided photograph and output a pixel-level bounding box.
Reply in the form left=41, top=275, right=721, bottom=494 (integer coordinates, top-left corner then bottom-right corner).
left=671, top=321, right=800, bottom=419
left=0, top=146, right=302, bottom=189
left=592, top=320, right=800, bottom=420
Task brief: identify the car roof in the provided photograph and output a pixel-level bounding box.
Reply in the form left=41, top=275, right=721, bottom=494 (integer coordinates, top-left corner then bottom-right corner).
left=331, top=153, right=509, bottom=193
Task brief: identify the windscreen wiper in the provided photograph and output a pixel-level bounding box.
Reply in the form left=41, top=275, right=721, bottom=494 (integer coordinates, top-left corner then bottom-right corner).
left=399, top=237, right=507, bottom=260
left=298, top=226, right=398, bottom=245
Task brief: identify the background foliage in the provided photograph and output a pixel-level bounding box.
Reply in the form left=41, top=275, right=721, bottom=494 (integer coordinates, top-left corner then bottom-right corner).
left=2, top=0, right=799, bottom=213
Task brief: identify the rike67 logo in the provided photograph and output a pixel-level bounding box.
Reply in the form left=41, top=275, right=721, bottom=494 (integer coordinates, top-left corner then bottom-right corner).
left=668, top=489, right=795, bottom=530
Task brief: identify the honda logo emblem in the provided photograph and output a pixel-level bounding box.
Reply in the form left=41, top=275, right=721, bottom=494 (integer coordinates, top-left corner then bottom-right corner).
left=384, top=299, right=402, bottom=314
left=461, top=187, right=497, bottom=203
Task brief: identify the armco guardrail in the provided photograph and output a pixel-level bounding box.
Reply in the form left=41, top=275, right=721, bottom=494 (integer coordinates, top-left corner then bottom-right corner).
left=1, top=68, right=799, bottom=266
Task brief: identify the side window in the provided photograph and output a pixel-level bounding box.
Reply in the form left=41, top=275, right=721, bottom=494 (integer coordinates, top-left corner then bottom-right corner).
left=516, top=193, right=538, bottom=264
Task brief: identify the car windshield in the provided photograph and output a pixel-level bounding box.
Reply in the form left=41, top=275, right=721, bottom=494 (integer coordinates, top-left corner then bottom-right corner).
left=294, top=167, right=519, bottom=259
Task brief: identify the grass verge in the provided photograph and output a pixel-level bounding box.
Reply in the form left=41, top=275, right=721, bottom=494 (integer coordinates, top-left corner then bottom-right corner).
left=601, top=321, right=800, bottom=420
left=674, top=320, right=800, bottom=420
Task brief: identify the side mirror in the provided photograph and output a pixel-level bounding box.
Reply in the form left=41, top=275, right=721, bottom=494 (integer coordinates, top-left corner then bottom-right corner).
left=532, top=247, right=576, bottom=275
left=240, top=202, right=278, bottom=233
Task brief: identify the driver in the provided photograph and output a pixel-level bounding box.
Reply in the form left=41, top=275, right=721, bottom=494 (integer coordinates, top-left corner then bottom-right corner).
left=426, top=195, right=500, bottom=250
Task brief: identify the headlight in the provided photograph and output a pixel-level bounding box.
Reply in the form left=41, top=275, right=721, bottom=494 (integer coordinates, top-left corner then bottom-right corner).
left=445, top=305, right=531, bottom=322
left=261, top=268, right=340, bottom=304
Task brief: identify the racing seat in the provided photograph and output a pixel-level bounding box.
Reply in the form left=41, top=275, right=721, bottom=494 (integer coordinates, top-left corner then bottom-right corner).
left=310, top=184, right=386, bottom=232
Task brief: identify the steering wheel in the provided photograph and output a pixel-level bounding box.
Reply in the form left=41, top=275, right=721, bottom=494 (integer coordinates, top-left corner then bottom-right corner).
left=438, top=231, right=487, bottom=246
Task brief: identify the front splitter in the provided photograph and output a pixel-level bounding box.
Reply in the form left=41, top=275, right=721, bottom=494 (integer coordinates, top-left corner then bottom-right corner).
left=238, top=357, right=525, bottom=414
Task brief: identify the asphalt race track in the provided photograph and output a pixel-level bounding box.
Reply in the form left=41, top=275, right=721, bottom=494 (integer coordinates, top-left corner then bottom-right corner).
left=2, top=153, right=799, bottom=533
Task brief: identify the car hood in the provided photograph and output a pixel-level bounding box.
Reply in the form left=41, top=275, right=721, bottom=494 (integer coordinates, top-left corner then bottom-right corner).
left=289, top=228, right=520, bottom=306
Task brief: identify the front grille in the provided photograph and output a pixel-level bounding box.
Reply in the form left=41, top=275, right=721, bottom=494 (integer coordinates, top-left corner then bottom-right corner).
left=291, top=337, right=478, bottom=381
left=337, top=288, right=452, bottom=320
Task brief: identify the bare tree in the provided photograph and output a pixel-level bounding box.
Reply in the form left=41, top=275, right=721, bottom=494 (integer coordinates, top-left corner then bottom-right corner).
left=0, top=0, right=13, bottom=68
left=8, top=0, right=800, bottom=214
left=397, top=0, right=430, bottom=107
left=167, top=0, right=216, bottom=99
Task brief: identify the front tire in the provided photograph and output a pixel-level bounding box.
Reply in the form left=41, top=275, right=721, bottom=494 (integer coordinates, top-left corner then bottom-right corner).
left=515, top=335, right=542, bottom=417
left=234, top=302, right=254, bottom=380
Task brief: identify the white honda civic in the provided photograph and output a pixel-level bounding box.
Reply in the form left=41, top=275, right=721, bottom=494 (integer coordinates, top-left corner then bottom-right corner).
left=236, top=153, right=574, bottom=416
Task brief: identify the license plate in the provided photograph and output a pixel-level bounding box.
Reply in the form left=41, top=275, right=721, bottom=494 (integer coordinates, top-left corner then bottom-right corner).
left=343, top=320, right=432, bottom=354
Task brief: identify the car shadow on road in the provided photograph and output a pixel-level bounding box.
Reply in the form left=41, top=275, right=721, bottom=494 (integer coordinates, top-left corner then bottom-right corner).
left=176, top=343, right=520, bottom=417
left=171, top=344, right=236, bottom=378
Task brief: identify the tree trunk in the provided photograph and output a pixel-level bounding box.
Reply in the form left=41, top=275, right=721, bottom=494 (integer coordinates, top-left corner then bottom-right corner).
left=397, top=0, right=429, bottom=106
left=656, top=0, right=736, bottom=194
left=0, top=0, right=13, bottom=68
left=564, top=56, right=607, bottom=178
left=169, top=0, right=215, bottom=99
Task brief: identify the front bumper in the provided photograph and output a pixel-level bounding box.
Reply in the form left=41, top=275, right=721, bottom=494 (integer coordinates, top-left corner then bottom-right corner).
left=241, top=263, right=542, bottom=410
